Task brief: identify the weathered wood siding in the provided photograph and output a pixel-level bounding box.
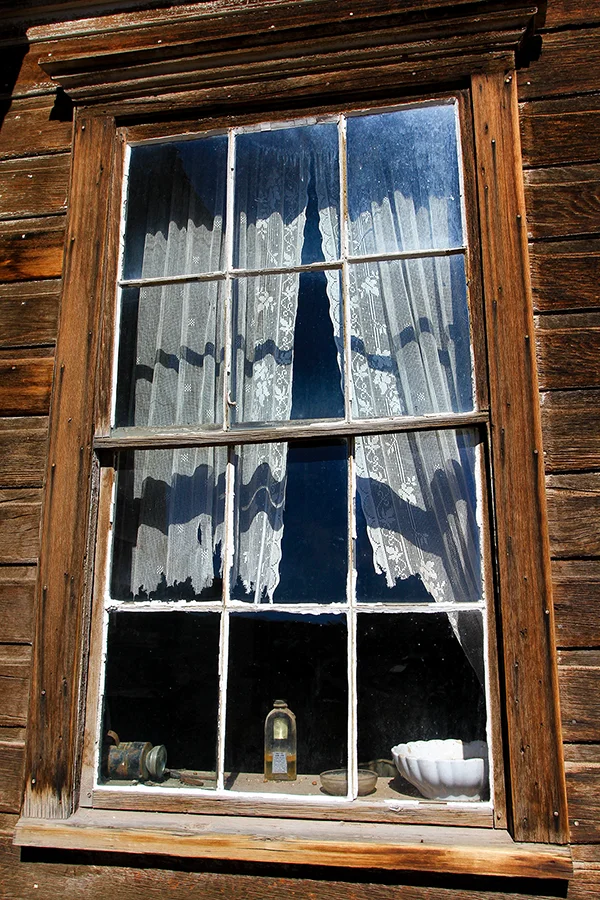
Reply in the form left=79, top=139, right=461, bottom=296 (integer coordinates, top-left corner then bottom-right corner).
left=0, top=0, right=599, bottom=896
left=521, top=1, right=600, bottom=891
left=0, top=10, right=65, bottom=871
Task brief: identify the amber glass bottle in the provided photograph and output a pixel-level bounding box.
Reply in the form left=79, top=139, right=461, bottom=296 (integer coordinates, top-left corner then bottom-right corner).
left=264, top=699, right=297, bottom=781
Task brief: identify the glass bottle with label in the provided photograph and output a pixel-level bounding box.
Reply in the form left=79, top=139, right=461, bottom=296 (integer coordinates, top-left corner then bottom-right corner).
left=264, top=699, right=297, bottom=781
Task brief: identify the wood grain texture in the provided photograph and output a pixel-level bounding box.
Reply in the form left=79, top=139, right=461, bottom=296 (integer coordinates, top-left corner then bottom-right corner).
left=1, top=42, right=56, bottom=100
left=566, top=765, right=600, bottom=843
left=23, top=115, right=116, bottom=820
left=0, top=417, right=48, bottom=488
left=59, top=50, right=513, bottom=121
left=0, top=355, right=54, bottom=416
left=552, top=560, right=600, bottom=649
left=0, top=833, right=579, bottom=900
left=518, top=29, right=600, bottom=101
left=520, top=96, right=600, bottom=169
left=535, top=313, right=600, bottom=391
left=573, top=842, right=600, bottom=862
left=540, top=391, right=600, bottom=472
left=0, top=155, right=70, bottom=220
left=89, top=786, right=492, bottom=828
left=0, top=739, right=25, bottom=813
left=0, top=565, right=36, bottom=643
left=546, top=474, right=600, bottom=559
left=14, top=810, right=573, bottom=880
left=471, top=70, right=568, bottom=843
left=0, top=488, right=41, bottom=564
left=530, top=240, right=600, bottom=314
left=544, top=0, right=600, bottom=29
left=0, top=96, right=72, bottom=161
left=564, top=745, right=600, bottom=764
left=0, top=280, right=60, bottom=348
left=559, top=652, right=600, bottom=742
left=0, top=217, right=65, bottom=283
left=569, top=870, right=600, bottom=899
left=0, top=645, right=31, bottom=728
left=524, top=164, right=600, bottom=240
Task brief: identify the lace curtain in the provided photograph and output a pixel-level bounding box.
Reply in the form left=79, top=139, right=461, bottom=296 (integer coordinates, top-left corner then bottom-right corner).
left=229, top=140, right=310, bottom=600
left=315, top=131, right=483, bottom=679
left=121, top=123, right=481, bottom=649
left=123, top=141, right=309, bottom=600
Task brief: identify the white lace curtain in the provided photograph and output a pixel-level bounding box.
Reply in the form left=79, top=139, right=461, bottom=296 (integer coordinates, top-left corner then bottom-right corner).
left=123, top=132, right=481, bottom=630
left=126, top=141, right=311, bottom=600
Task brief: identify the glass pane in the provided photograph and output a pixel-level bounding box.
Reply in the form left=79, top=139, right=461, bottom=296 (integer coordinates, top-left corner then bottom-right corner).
left=234, top=122, right=339, bottom=269
left=111, top=448, right=226, bottom=602
left=349, top=255, right=473, bottom=418
left=225, top=612, right=348, bottom=794
left=357, top=611, right=488, bottom=802
left=355, top=430, right=482, bottom=604
left=230, top=441, right=347, bottom=604
left=122, top=137, right=228, bottom=280
left=347, top=104, right=464, bottom=256
left=115, top=282, right=225, bottom=428
left=231, top=271, right=343, bottom=425
left=100, top=611, right=220, bottom=789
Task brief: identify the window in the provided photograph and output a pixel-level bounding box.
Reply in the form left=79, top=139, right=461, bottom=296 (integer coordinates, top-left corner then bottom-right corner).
left=83, top=100, right=496, bottom=817
left=17, top=0, right=569, bottom=868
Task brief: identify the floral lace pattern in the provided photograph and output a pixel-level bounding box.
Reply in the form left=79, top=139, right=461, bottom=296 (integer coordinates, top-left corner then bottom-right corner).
left=122, top=113, right=480, bottom=612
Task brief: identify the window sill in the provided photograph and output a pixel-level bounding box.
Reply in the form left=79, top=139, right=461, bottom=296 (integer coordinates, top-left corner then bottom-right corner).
left=14, top=809, right=572, bottom=880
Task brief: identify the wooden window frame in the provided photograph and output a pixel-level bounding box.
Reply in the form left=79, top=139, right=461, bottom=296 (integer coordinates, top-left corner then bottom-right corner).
left=14, top=0, right=571, bottom=878
left=78, top=94, right=499, bottom=828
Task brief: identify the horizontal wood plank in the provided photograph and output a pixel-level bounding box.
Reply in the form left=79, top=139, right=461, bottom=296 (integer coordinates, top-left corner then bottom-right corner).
left=0, top=739, right=25, bottom=813
left=559, top=658, right=600, bottom=741
left=546, top=474, right=600, bottom=559
left=566, top=765, right=600, bottom=843
left=14, top=809, right=573, bottom=880
left=0, top=355, right=53, bottom=416
left=573, top=843, right=600, bottom=863
left=0, top=155, right=70, bottom=220
left=0, top=96, right=72, bottom=161
left=569, top=868, right=600, bottom=899
left=0, top=417, right=48, bottom=487
left=535, top=313, right=600, bottom=391
left=0, top=565, right=36, bottom=644
left=544, top=0, right=600, bottom=28
left=0, top=217, right=65, bottom=283
left=518, top=29, right=600, bottom=101
left=0, top=488, right=42, bottom=564
left=0, top=834, right=579, bottom=900
left=530, top=239, right=600, bottom=313
left=552, top=560, right=600, bottom=648
left=0, top=42, right=56, bottom=100
left=520, top=96, right=600, bottom=169
left=0, top=280, right=60, bottom=348
left=0, top=645, right=31, bottom=728
left=540, top=390, right=600, bottom=472
left=524, top=164, right=600, bottom=240
left=563, top=745, right=600, bottom=764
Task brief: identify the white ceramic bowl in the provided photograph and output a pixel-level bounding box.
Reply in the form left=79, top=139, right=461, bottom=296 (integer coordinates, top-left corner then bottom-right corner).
left=391, top=739, right=488, bottom=801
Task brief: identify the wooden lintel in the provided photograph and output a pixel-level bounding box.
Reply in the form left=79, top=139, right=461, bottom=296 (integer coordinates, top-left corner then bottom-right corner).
left=29, top=1, right=539, bottom=111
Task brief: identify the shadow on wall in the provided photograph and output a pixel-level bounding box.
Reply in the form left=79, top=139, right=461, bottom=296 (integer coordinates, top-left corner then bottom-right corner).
left=0, top=31, right=73, bottom=130
left=0, top=36, right=28, bottom=129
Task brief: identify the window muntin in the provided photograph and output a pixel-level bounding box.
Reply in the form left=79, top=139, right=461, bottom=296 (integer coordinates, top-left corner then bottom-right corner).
left=95, top=100, right=492, bottom=810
